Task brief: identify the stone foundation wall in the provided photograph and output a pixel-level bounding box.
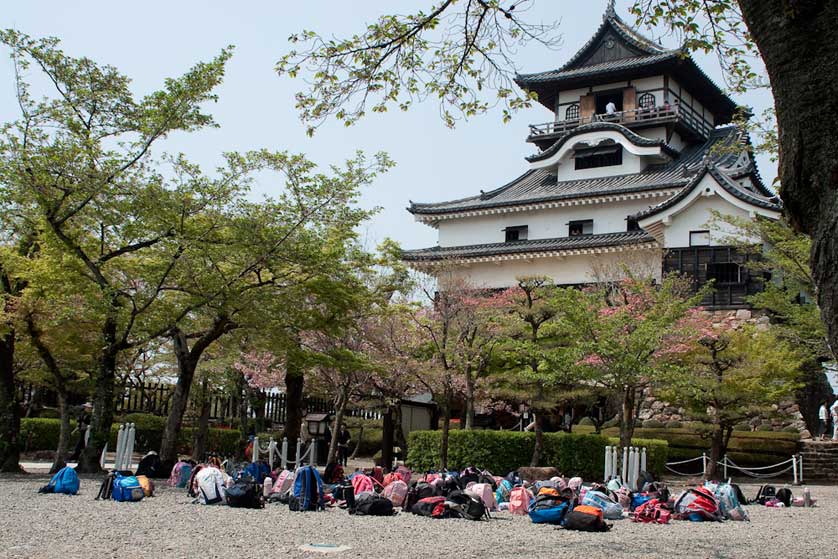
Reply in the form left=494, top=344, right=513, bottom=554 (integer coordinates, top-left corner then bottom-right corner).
left=639, top=309, right=807, bottom=433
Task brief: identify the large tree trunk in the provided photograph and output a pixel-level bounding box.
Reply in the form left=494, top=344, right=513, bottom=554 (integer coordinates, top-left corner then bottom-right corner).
left=619, top=385, right=637, bottom=449
left=284, top=356, right=305, bottom=444
left=0, top=330, right=21, bottom=472
left=738, top=1, right=838, bottom=356
left=381, top=409, right=394, bottom=471
left=530, top=412, right=543, bottom=467
left=392, top=403, right=407, bottom=457
left=439, top=401, right=451, bottom=471
left=51, top=389, right=72, bottom=474
left=160, top=332, right=198, bottom=464
left=78, top=317, right=119, bottom=473
left=706, top=426, right=724, bottom=480
left=238, top=377, right=251, bottom=458
left=191, top=377, right=211, bottom=462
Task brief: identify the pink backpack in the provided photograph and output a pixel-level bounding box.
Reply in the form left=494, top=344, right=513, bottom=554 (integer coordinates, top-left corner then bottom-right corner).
left=272, top=469, right=294, bottom=494
left=383, top=479, right=409, bottom=507
left=396, top=466, right=412, bottom=484
left=352, top=474, right=375, bottom=495
left=509, top=487, right=532, bottom=515
left=466, top=482, right=497, bottom=512
left=168, top=461, right=188, bottom=487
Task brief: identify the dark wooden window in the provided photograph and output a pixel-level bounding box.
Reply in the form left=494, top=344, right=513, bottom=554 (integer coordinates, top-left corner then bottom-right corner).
left=626, top=217, right=640, bottom=231
left=504, top=225, right=528, bottom=242
left=689, top=230, right=710, bottom=246
left=565, top=103, right=580, bottom=121
left=569, top=220, right=593, bottom=236
left=638, top=92, right=656, bottom=109
left=707, top=262, right=741, bottom=284
left=574, top=146, right=622, bottom=170
left=595, top=91, right=623, bottom=114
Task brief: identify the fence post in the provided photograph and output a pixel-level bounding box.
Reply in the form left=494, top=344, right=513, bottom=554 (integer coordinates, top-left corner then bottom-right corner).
left=792, top=454, right=799, bottom=485
left=281, top=437, right=288, bottom=470
left=640, top=447, right=647, bottom=474
left=252, top=436, right=259, bottom=463
left=124, top=423, right=135, bottom=470
left=723, top=454, right=728, bottom=480
left=631, top=447, right=640, bottom=490
left=621, top=446, right=628, bottom=486
left=702, top=452, right=707, bottom=477
left=295, top=438, right=302, bottom=466
left=268, top=437, right=275, bottom=471
left=603, top=446, right=612, bottom=482
left=311, top=440, right=317, bottom=467
left=114, top=424, right=125, bottom=470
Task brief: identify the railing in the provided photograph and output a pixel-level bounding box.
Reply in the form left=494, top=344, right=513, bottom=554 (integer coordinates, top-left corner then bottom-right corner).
left=528, top=105, right=712, bottom=141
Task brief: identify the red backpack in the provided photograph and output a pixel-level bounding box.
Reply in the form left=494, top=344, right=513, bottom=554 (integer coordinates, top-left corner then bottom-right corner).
left=674, top=487, right=721, bottom=521
left=410, top=496, right=447, bottom=518
left=632, top=498, right=671, bottom=524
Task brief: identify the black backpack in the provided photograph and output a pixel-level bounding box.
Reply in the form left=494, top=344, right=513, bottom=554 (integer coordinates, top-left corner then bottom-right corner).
left=563, top=507, right=610, bottom=532
left=136, top=453, right=170, bottom=479
left=226, top=481, right=264, bottom=509
left=352, top=492, right=395, bottom=516
left=754, top=485, right=776, bottom=504
left=478, top=473, right=497, bottom=490
left=775, top=487, right=793, bottom=507
left=410, top=496, right=445, bottom=517
left=332, top=483, right=355, bottom=509
left=95, top=472, right=117, bottom=500
left=445, top=490, right=489, bottom=521
left=731, top=483, right=747, bottom=506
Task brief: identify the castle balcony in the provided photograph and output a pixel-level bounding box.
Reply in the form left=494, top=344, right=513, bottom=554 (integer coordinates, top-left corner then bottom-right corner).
left=527, top=104, right=713, bottom=151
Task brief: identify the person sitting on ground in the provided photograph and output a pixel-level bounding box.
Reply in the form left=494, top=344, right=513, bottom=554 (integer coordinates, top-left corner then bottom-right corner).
left=68, top=402, right=92, bottom=461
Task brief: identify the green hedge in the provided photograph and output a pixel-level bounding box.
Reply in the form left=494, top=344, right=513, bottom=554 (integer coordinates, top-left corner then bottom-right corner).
left=406, top=430, right=667, bottom=479
left=20, top=417, right=242, bottom=457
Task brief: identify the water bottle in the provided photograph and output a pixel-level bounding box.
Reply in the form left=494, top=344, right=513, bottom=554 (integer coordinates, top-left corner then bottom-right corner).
left=803, top=486, right=811, bottom=507
left=263, top=477, right=273, bottom=498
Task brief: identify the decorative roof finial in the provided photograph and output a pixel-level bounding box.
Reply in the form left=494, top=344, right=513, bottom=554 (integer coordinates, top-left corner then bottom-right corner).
left=604, top=0, right=616, bottom=21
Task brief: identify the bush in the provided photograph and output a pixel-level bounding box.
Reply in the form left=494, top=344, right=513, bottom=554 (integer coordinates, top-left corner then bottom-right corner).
left=406, top=430, right=668, bottom=479
left=733, top=423, right=751, bottom=432
left=665, top=421, right=683, bottom=429
left=782, top=425, right=800, bottom=433
left=642, top=419, right=665, bottom=429
left=578, top=417, right=595, bottom=426
left=20, top=418, right=74, bottom=452
left=757, top=424, right=774, bottom=432
left=37, top=408, right=61, bottom=419
left=601, top=418, right=619, bottom=429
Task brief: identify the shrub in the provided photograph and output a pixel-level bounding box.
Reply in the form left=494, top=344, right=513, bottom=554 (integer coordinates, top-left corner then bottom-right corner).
left=37, top=408, right=61, bottom=419
left=642, top=419, right=665, bottom=429
left=578, top=417, right=595, bottom=426
left=601, top=418, right=619, bottom=429
left=406, top=430, right=668, bottom=479
left=665, top=421, right=683, bottom=429
left=733, top=423, right=751, bottom=432
left=20, top=418, right=74, bottom=451
left=782, top=425, right=800, bottom=433
left=757, top=424, right=774, bottom=432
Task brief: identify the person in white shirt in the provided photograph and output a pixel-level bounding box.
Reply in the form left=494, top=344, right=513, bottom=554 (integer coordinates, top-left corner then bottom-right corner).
left=605, top=100, right=617, bottom=115
left=831, top=397, right=838, bottom=441
left=818, top=401, right=829, bottom=440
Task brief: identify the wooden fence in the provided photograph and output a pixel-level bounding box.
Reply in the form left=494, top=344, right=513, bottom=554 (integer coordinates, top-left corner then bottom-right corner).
left=17, top=380, right=381, bottom=424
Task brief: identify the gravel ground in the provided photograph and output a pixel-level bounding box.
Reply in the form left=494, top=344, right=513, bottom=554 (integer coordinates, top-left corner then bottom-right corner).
left=1, top=476, right=836, bottom=559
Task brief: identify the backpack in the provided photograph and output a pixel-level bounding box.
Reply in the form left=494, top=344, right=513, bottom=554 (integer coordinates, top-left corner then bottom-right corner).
left=244, top=461, right=271, bottom=485
left=404, top=481, right=435, bottom=512
left=563, top=504, right=610, bottom=532
left=332, top=483, right=356, bottom=509
left=775, top=487, right=793, bottom=508
left=673, top=487, right=721, bottom=521
left=508, top=486, right=532, bottom=515
left=351, top=474, right=375, bottom=496
left=352, top=492, right=395, bottom=516
left=395, top=466, right=412, bottom=484
left=383, top=480, right=409, bottom=508
left=410, top=496, right=447, bottom=518
left=477, top=473, right=497, bottom=491
left=136, top=475, right=155, bottom=497
left=495, top=479, right=513, bottom=504
left=632, top=498, right=671, bottom=524
left=754, top=485, right=776, bottom=505
left=445, top=490, right=489, bottom=520
left=194, top=467, right=226, bottom=505
left=707, top=482, right=749, bottom=521
left=136, top=453, right=170, bottom=479
left=528, top=493, right=570, bottom=525
left=290, top=466, right=324, bottom=511
left=465, top=483, right=497, bottom=512
left=581, top=490, right=624, bottom=520
left=226, top=480, right=264, bottom=509
left=111, top=474, right=145, bottom=502
left=459, top=466, right=479, bottom=488
left=39, top=466, right=80, bottom=496
left=273, top=470, right=295, bottom=495
left=168, top=461, right=192, bottom=488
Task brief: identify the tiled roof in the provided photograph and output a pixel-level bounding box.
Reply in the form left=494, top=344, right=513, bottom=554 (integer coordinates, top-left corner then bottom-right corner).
left=525, top=122, right=679, bottom=163
left=517, top=52, right=678, bottom=84
left=401, top=231, right=657, bottom=262
left=634, top=164, right=782, bottom=221
left=409, top=126, right=751, bottom=216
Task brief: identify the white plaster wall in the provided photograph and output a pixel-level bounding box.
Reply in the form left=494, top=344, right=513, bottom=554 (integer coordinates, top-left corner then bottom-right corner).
left=447, top=250, right=662, bottom=289
left=668, top=78, right=710, bottom=124
left=662, top=180, right=755, bottom=248
left=437, top=198, right=660, bottom=247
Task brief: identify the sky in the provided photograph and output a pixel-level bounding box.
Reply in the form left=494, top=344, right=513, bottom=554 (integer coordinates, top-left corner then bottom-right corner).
left=0, top=0, right=776, bottom=253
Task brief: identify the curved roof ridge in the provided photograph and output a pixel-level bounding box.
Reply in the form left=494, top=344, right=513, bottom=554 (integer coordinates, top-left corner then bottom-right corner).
left=525, top=121, right=677, bottom=163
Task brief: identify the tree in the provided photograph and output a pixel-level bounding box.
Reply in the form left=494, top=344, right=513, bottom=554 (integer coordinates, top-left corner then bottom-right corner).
left=491, top=277, right=579, bottom=466
left=709, top=213, right=833, bottom=433
left=568, top=275, right=704, bottom=448
left=661, top=323, right=802, bottom=479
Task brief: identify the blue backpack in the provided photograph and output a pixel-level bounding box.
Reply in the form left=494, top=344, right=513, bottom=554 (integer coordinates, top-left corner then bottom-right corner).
left=112, top=474, right=145, bottom=502
left=291, top=466, right=324, bottom=511
left=178, top=464, right=193, bottom=488
left=244, top=461, right=271, bottom=484
left=40, top=466, right=80, bottom=495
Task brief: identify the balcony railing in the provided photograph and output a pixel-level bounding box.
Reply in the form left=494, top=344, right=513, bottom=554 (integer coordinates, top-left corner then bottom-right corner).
left=528, top=105, right=713, bottom=142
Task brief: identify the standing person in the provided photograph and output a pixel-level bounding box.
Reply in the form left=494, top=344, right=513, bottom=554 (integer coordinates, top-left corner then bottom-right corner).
left=69, top=402, right=92, bottom=461
left=817, top=400, right=829, bottom=440
left=831, top=397, right=838, bottom=441
left=337, top=425, right=352, bottom=467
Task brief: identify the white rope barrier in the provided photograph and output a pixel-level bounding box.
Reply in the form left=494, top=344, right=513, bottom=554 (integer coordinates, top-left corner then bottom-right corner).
left=663, top=453, right=801, bottom=481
